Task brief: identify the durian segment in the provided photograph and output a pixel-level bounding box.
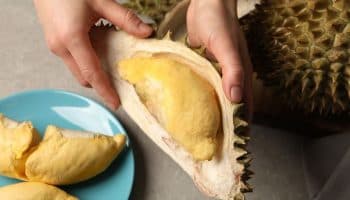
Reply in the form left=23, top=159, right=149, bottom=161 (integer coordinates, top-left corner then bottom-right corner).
left=241, top=0, right=350, bottom=114
left=25, top=125, right=126, bottom=185
left=0, top=114, right=40, bottom=180
left=0, top=182, right=78, bottom=200
left=90, top=29, right=249, bottom=200
left=118, top=55, right=221, bottom=161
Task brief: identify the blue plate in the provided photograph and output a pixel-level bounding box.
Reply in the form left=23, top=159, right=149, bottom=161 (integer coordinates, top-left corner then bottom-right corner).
left=0, top=90, right=134, bottom=200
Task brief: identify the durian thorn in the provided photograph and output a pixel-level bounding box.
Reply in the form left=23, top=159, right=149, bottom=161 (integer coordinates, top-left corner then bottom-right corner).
left=237, top=151, right=251, bottom=161
left=162, top=31, right=173, bottom=40
left=234, top=192, right=245, bottom=200
left=232, top=103, right=245, bottom=116
left=301, top=77, right=310, bottom=94
left=234, top=135, right=246, bottom=145
left=233, top=118, right=249, bottom=128
left=234, top=142, right=246, bottom=149
left=245, top=169, right=255, bottom=176
left=238, top=156, right=252, bottom=165
left=235, top=147, right=248, bottom=159
left=240, top=182, right=253, bottom=193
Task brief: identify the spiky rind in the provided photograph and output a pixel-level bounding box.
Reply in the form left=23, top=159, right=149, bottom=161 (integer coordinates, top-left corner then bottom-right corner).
left=122, top=0, right=183, bottom=25
left=242, top=0, right=350, bottom=115
left=232, top=104, right=252, bottom=200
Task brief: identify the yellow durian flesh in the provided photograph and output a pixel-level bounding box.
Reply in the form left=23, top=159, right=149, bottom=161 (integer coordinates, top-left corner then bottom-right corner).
left=0, top=182, right=78, bottom=200
left=0, top=114, right=40, bottom=180
left=119, top=55, right=221, bottom=161
left=25, top=125, right=126, bottom=185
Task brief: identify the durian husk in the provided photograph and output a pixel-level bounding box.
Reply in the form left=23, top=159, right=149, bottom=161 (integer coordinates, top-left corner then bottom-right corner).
left=91, top=27, right=251, bottom=199
left=240, top=0, right=350, bottom=115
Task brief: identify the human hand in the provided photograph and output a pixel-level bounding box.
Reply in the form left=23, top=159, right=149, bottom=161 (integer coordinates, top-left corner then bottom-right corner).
left=34, top=0, right=153, bottom=110
left=187, top=0, right=253, bottom=119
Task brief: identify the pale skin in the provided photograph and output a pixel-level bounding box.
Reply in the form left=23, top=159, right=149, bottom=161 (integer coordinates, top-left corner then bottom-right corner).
left=34, top=0, right=252, bottom=118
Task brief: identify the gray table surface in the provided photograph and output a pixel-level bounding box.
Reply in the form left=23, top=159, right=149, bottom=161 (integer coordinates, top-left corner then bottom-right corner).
left=0, top=1, right=309, bottom=199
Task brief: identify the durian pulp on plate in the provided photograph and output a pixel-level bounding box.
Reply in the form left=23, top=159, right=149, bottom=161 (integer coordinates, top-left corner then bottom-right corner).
left=0, top=114, right=40, bottom=180
left=0, top=182, right=78, bottom=200
left=25, top=125, right=126, bottom=185
left=91, top=29, right=249, bottom=199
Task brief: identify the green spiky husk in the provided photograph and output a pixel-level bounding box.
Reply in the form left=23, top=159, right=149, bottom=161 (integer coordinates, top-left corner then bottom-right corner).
left=122, top=0, right=183, bottom=25
left=241, top=0, right=350, bottom=115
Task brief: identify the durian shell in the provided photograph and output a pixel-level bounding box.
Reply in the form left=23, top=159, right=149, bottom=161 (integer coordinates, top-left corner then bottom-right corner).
left=91, top=28, right=250, bottom=199
left=240, top=0, right=350, bottom=115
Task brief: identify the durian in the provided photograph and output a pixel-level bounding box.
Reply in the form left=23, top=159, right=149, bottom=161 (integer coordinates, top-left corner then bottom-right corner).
left=0, top=114, right=40, bottom=180
left=122, top=0, right=183, bottom=24
left=0, top=182, right=78, bottom=200
left=25, top=125, right=126, bottom=185
left=241, top=0, right=350, bottom=115
left=91, top=28, right=251, bottom=200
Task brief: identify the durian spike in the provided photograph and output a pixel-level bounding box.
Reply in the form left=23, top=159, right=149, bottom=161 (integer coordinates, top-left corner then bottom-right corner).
left=242, top=0, right=350, bottom=115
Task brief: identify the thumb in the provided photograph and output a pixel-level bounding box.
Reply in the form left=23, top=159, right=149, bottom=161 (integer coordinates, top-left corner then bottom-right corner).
left=207, top=30, right=244, bottom=103
left=94, top=0, right=153, bottom=38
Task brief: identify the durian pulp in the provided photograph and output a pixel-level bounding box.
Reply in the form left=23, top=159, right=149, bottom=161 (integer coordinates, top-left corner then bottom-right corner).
left=118, top=54, right=221, bottom=161
left=0, top=114, right=40, bottom=180
left=25, top=125, right=126, bottom=185
left=0, top=182, right=78, bottom=200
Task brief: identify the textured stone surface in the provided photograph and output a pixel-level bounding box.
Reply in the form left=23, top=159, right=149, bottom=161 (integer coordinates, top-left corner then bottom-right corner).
left=0, top=1, right=308, bottom=199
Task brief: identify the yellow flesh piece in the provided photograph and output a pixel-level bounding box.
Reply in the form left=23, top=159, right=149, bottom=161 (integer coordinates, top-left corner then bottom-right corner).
left=0, top=182, right=78, bottom=200
left=0, top=114, right=40, bottom=180
left=25, top=125, right=126, bottom=185
left=118, top=55, right=221, bottom=161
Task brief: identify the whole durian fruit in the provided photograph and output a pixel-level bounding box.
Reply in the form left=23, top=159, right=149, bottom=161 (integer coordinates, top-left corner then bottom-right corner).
left=242, top=0, right=350, bottom=115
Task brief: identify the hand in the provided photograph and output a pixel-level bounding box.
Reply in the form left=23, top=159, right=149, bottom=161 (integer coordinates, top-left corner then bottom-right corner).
left=34, top=0, right=153, bottom=110
left=187, top=0, right=253, bottom=119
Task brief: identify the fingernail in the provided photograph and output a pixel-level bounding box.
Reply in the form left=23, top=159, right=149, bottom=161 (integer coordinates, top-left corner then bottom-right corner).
left=140, top=23, right=152, bottom=33
left=230, top=86, right=242, bottom=102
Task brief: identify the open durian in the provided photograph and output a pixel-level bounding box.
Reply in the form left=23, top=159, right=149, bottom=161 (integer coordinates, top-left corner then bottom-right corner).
left=25, top=125, right=126, bottom=185
left=0, top=182, right=78, bottom=200
left=91, top=28, right=251, bottom=199
left=0, top=114, right=40, bottom=180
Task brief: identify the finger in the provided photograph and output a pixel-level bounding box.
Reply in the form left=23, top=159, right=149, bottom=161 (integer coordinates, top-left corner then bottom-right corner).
left=66, top=33, right=120, bottom=110
left=61, top=51, right=91, bottom=87
left=45, top=35, right=91, bottom=88
left=207, top=30, right=244, bottom=103
left=93, top=0, right=153, bottom=38
left=187, top=34, right=201, bottom=48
